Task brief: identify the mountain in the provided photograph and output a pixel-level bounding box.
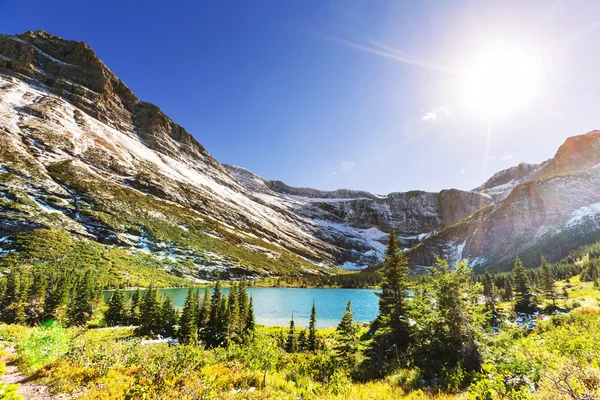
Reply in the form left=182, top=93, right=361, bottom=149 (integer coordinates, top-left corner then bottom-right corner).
left=1, top=30, right=599, bottom=281
left=226, top=164, right=494, bottom=269
left=408, top=130, right=600, bottom=271
left=0, top=30, right=341, bottom=281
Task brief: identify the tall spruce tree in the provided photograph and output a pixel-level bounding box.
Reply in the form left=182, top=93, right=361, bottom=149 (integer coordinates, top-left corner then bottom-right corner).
left=26, top=269, right=47, bottom=325
left=43, top=272, right=69, bottom=323
left=69, top=270, right=95, bottom=326
left=227, top=283, right=240, bottom=338
left=335, top=300, right=360, bottom=367
left=482, top=269, right=496, bottom=307
left=138, top=285, right=161, bottom=336
left=238, top=280, right=249, bottom=333
left=285, top=313, right=297, bottom=353
left=197, top=288, right=211, bottom=334
left=179, top=288, right=198, bottom=343
left=105, top=289, right=126, bottom=326
left=206, top=279, right=225, bottom=346
left=160, top=296, right=178, bottom=337
left=308, top=301, right=318, bottom=351
left=245, top=295, right=255, bottom=333
left=129, top=288, right=142, bottom=325
left=368, top=230, right=412, bottom=371
left=1, top=268, right=24, bottom=324
left=540, top=255, right=556, bottom=307
left=513, top=257, right=530, bottom=299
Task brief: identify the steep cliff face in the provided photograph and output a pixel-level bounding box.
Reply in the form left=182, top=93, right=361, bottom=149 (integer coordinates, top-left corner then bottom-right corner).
left=409, top=131, right=600, bottom=270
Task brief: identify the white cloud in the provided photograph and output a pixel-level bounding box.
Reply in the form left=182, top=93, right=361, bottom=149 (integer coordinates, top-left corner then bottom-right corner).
left=460, top=167, right=467, bottom=174
left=340, top=160, right=357, bottom=172
left=422, top=106, right=451, bottom=122
left=501, top=152, right=514, bottom=161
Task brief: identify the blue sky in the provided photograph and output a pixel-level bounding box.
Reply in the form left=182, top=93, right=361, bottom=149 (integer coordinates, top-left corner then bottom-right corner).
left=3, top=0, right=600, bottom=193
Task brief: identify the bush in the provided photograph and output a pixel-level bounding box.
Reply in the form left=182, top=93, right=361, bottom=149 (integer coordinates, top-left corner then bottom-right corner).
left=16, top=321, right=69, bottom=371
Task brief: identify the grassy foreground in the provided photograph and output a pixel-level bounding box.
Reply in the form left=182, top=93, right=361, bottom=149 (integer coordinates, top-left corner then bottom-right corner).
left=0, top=277, right=598, bottom=399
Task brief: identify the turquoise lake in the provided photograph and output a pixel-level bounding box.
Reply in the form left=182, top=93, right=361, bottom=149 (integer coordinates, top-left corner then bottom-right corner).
left=104, top=287, right=380, bottom=329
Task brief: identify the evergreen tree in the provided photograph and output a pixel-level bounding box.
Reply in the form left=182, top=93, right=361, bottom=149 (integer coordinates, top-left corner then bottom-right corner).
left=482, top=269, right=496, bottom=307
left=43, top=272, right=69, bottom=323
left=160, top=296, right=178, bottom=337
left=197, top=288, right=211, bottom=334
left=298, top=329, right=307, bottom=352
left=179, top=288, right=198, bottom=343
left=238, top=280, right=249, bottom=331
left=69, top=270, right=95, bottom=326
left=205, top=279, right=230, bottom=347
left=137, top=285, right=161, bottom=336
left=502, top=279, right=514, bottom=301
left=540, top=255, right=556, bottom=307
left=245, top=295, right=255, bottom=333
left=308, top=301, right=318, bottom=351
left=513, top=257, right=529, bottom=299
left=1, top=268, right=24, bottom=324
left=128, top=288, right=142, bottom=325
left=285, top=313, right=298, bottom=353
left=218, top=296, right=229, bottom=345
left=368, top=230, right=412, bottom=372
left=335, top=300, right=360, bottom=367
left=26, top=269, right=47, bottom=325
left=227, top=283, right=240, bottom=338
left=105, top=289, right=126, bottom=326
left=412, top=258, right=481, bottom=374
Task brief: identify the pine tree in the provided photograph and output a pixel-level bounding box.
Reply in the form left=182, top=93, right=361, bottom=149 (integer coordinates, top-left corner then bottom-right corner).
left=1, top=268, right=24, bottom=324
left=43, top=272, right=69, bottom=323
left=513, top=257, right=529, bottom=299
left=298, top=329, right=307, bottom=351
left=128, top=288, right=142, bottom=325
left=197, top=288, right=211, bottom=334
left=482, top=269, right=496, bottom=307
left=540, top=255, right=556, bottom=307
left=368, top=230, right=412, bottom=371
left=138, top=285, right=161, bottom=336
left=308, top=301, right=318, bottom=351
left=218, top=297, right=229, bottom=345
left=26, top=269, right=47, bottom=325
left=245, top=295, right=255, bottom=333
left=412, top=258, right=481, bottom=373
left=69, top=270, right=96, bottom=326
left=160, top=296, right=178, bottom=337
left=105, top=289, right=126, bottom=326
left=285, top=313, right=297, bottom=353
left=179, top=288, right=198, bottom=343
left=227, top=283, right=240, bottom=338
left=335, top=300, right=360, bottom=367
left=502, top=279, right=514, bottom=301
left=238, top=280, right=249, bottom=332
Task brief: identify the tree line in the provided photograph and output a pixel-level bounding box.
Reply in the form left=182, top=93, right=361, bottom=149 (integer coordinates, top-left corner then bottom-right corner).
left=106, top=279, right=256, bottom=346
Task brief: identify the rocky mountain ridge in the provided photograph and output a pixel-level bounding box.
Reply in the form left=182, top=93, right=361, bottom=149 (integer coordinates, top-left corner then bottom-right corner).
left=1, top=30, right=599, bottom=278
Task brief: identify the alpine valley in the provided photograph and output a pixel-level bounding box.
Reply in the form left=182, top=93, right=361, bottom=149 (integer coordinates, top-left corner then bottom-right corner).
left=1, top=30, right=599, bottom=283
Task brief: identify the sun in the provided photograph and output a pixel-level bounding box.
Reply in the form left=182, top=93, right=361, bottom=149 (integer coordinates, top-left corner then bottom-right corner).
left=460, top=44, right=542, bottom=115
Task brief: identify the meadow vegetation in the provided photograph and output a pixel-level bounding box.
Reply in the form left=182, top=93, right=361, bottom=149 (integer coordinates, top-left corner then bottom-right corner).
left=0, top=232, right=600, bottom=398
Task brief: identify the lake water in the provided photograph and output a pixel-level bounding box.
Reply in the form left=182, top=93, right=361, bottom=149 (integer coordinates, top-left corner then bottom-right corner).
left=104, top=287, right=380, bottom=329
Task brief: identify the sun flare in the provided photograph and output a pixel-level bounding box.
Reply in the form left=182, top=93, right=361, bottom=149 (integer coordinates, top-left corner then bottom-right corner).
left=461, top=44, right=542, bottom=115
